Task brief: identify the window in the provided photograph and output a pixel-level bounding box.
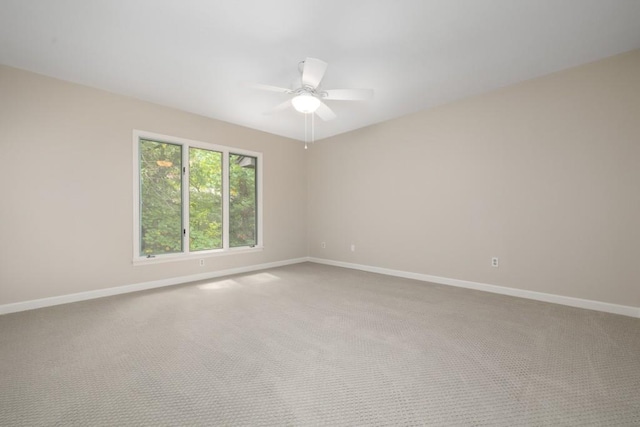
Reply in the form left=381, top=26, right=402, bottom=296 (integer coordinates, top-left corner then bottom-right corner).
left=189, top=147, right=223, bottom=251
left=134, top=131, right=262, bottom=264
left=229, top=154, right=258, bottom=247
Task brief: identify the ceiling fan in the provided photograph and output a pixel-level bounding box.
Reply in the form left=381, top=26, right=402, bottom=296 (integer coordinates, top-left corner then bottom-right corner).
left=252, top=58, right=373, bottom=121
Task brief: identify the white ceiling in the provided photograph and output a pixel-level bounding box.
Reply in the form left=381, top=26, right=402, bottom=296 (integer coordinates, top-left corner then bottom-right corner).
left=1, top=1, right=640, bottom=142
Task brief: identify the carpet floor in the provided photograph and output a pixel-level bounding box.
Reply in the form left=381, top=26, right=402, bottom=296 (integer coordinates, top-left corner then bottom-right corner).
left=1, top=262, right=639, bottom=426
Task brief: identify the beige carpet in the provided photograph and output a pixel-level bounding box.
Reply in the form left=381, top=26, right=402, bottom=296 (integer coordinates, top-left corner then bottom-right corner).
left=1, top=262, right=639, bottom=426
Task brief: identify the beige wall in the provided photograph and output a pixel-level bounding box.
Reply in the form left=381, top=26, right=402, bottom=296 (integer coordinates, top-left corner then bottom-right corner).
left=0, top=65, right=308, bottom=305
left=308, top=50, right=640, bottom=307
left=2, top=50, right=639, bottom=309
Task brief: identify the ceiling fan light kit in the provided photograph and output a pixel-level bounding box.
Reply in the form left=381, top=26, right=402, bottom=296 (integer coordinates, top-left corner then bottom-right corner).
left=291, top=93, right=321, bottom=113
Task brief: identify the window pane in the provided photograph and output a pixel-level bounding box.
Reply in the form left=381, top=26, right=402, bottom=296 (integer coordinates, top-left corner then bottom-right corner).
left=229, top=154, right=257, bottom=247
left=189, top=148, right=222, bottom=251
left=139, top=139, right=182, bottom=255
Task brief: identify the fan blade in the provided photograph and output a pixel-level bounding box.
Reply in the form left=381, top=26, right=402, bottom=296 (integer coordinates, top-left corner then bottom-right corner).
left=263, top=100, right=292, bottom=115
left=323, top=88, right=373, bottom=101
left=250, top=83, right=292, bottom=94
left=314, top=101, right=336, bottom=121
left=301, top=58, right=328, bottom=89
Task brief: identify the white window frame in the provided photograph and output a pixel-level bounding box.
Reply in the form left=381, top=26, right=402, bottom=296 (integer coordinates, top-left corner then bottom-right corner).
left=133, top=130, right=263, bottom=265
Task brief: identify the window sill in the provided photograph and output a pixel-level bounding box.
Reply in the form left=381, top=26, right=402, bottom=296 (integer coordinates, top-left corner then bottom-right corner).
left=133, top=246, right=264, bottom=266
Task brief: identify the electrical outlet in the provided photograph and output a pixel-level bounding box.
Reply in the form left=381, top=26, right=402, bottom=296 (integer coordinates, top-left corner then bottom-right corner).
left=321, top=242, right=326, bottom=249
left=350, top=244, right=356, bottom=252
left=491, top=257, right=499, bottom=268
left=199, top=259, right=205, bottom=267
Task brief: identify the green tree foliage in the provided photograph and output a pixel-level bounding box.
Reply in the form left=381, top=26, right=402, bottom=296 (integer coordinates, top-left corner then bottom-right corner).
left=139, top=140, right=257, bottom=255
left=140, top=140, right=182, bottom=255
left=189, top=148, right=222, bottom=250
left=230, top=154, right=257, bottom=247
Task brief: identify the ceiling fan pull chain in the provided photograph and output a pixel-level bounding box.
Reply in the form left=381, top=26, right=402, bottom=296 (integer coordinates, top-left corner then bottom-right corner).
left=304, top=112, right=308, bottom=149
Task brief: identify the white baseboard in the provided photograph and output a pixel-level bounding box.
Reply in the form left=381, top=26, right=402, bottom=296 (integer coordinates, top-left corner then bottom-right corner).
left=3, top=257, right=638, bottom=319
left=0, top=258, right=308, bottom=315
left=308, top=257, right=640, bottom=318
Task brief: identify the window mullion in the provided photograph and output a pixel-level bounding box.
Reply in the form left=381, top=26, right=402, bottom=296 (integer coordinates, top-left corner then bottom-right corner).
left=182, top=144, right=190, bottom=255
left=222, top=151, right=230, bottom=250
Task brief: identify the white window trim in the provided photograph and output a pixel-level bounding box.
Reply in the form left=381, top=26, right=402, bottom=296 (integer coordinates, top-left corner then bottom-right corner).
left=132, top=130, right=263, bottom=265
